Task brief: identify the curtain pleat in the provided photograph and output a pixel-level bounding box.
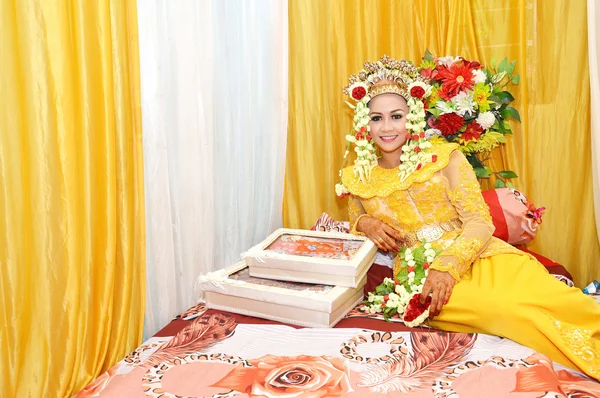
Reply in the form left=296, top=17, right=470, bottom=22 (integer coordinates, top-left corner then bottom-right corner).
left=0, top=1, right=145, bottom=396
left=137, top=0, right=289, bottom=337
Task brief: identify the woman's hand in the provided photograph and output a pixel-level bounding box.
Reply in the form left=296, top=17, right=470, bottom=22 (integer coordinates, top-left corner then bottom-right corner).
left=421, top=269, right=456, bottom=318
left=357, top=216, right=403, bottom=252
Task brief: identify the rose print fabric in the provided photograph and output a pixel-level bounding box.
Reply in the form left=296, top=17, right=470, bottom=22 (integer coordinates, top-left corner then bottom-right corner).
left=76, top=309, right=600, bottom=397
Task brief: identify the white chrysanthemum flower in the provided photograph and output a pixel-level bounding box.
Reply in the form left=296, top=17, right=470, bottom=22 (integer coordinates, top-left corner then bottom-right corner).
left=424, top=129, right=442, bottom=140
left=407, top=260, right=416, bottom=267
left=408, top=271, right=416, bottom=278
left=424, top=243, right=432, bottom=249
left=437, top=55, right=461, bottom=67
left=472, top=69, right=486, bottom=84
left=388, top=292, right=400, bottom=301
left=476, top=111, right=496, bottom=130
left=452, top=91, right=476, bottom=116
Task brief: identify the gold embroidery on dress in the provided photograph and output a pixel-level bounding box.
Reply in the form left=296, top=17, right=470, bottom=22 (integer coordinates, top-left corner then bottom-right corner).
left=430, top=238, right=483, bottom=280
left=410, top=179, right=455, bottom=225
left=450, top=160, right=493, bottom=224
left=552, top=318, right=600, bottom=379
left=341, top=143, right=459, bottom=198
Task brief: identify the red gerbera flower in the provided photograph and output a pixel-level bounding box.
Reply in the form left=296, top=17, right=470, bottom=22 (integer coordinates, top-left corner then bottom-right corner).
left=436, top=62, right=475, bottom=97
left=461, top=121, right=483, bottom=141
left=434, top=113, right=464, bottom=136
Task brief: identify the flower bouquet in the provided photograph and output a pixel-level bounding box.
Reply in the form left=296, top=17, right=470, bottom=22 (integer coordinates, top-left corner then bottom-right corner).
left=363, top=242, right=441, bottom=327
left=418, top=50, right=521, bottom=187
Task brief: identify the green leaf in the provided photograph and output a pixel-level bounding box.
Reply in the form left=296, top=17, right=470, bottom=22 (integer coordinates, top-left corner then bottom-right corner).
left=500, top=106, right=521, bottom=122
left=484, top=166, right=494, bottom=174
left=511, top=74, right=520, bottom=84
left=496, top=91, right=515, bottom=104
left=466, top=154, right=484, bottom=169
left=413, top=247, right=425, bottom=265
left=507, top=60, right=516, bottom=76
left=498, top=170, right=518, bottom=179
left=474, top=167, right=490, bottom=178
left=428, top=108, right=442, bottom=118
left=424, top=49, right=434, bottom=62
left=495, top=179, right=505, bottom=188
left=497, top=57, right=509, bottom=74
left=496, top=120, right=507, bottom=134
left=506, top=181, right=515, bottom=188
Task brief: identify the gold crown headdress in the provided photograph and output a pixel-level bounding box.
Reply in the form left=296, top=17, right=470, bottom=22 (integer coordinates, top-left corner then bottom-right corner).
left=335, top=55, right=436, bottom=198
left=342, top=55, right=429, bottom=102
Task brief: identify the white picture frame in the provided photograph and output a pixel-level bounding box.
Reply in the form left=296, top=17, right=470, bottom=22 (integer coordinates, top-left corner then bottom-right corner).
left=243, top=228, right=377, bottom=288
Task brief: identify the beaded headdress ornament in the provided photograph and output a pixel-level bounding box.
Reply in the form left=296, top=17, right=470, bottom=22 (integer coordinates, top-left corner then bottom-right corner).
left=335, top=55, right=437, bottom=198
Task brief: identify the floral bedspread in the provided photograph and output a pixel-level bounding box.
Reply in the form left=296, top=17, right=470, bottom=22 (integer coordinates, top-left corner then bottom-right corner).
left=76, top=303, right=600, bottom=398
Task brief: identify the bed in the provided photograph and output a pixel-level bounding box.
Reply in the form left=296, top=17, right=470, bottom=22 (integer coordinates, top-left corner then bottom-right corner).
left=76, top=253, right=600, bottom=398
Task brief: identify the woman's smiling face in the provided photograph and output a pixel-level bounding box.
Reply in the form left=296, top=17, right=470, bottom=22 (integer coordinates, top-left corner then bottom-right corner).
left=368, top=93, right=409, bottom=161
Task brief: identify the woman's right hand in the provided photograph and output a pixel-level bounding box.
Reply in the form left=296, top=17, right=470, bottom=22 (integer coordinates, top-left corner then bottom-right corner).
left=357, top=216, right=403, bottom=252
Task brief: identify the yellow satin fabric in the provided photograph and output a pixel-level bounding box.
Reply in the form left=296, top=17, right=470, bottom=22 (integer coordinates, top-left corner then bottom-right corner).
left=431, top=253, right=600, bottom=379
left=284, top=0, right=600, bottom=285
left=0, top=1, right=145, bottom=396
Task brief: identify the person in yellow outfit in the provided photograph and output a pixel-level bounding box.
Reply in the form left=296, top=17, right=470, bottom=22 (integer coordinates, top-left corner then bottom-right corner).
left=337, top=55, right=600, bottom=380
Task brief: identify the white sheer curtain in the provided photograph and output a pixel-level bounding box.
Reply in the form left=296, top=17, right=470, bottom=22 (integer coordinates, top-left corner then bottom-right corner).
left=137, top=0, right=288, bottom=337
left=588, top=0, right=600, bottom=246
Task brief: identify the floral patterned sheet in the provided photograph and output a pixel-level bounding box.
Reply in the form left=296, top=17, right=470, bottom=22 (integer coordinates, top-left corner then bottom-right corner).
left=77, top=306, right=600, bottom=397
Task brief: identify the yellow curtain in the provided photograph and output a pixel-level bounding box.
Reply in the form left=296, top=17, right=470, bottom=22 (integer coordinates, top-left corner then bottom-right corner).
left=284, top=0, right=600, bottom=286
left=0, top=1, right=145, bottom=396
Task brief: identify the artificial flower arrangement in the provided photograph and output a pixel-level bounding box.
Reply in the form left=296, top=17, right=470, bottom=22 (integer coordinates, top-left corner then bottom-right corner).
left=418, top=50, right=521, bottom=187
left=362, top=242, right=441, bottom=327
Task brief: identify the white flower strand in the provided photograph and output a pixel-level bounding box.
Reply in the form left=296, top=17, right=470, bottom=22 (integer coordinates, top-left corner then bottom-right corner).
left=362, top=242, right=439, bottom=326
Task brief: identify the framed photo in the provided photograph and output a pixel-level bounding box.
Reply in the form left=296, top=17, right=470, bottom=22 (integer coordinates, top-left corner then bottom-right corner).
left=243, top=228, right=377, bottom=288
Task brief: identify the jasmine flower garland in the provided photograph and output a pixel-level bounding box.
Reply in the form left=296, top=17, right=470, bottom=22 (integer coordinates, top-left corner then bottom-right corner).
left=362, top=242, right=441, bottom=327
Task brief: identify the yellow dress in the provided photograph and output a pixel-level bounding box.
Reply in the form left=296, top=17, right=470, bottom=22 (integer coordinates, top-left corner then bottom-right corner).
left=341, top=142, right=600, bottom=380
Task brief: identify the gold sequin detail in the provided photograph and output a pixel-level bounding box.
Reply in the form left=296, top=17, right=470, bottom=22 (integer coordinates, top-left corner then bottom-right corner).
left=341, top=143, right=459, bottom=198
left=450, top=160, right=493, bottom=224
left=553, top=319, right=600, bottom=379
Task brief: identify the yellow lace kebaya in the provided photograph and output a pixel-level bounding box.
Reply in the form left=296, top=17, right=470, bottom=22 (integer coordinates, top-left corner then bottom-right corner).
left=343, top=142, right=600, bottom=380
